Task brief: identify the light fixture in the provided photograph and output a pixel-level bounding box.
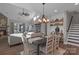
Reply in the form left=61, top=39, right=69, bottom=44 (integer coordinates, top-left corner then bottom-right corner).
left=38, top=3, right=49, bottom=23
left=19, top=8, right=30, bottom=16
left=39, top=3, right=49, bottom=36
left=33, top=3, right=49, bottom=36
left=38, top=19, right=42, bottom=23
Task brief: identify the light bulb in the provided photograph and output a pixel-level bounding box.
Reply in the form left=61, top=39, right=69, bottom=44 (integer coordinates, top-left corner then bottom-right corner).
left=47, top=19, right=49, bottom=22
left=33, top=17, right=37, bottom=21
left=43, top=18, right=46, bottom=22
left=38, top=19, right=42, bottom=23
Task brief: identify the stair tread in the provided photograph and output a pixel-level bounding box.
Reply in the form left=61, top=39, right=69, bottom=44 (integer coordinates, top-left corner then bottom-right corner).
left=68, top=36, right=79, bottom=38
left=69, top=30, right=79, bottom=32
left=67, top=42, right=79, bottom=47
left=67, top=24, right=79, bottom=47
left=68, top=38, right=79, bottom=40
left=69, top=32, right=79, bottom=33
left=68, top=33, right=79, bottom=35
left=71, top=26, right=79, bottom=28
left=70, top=29, right=79, bottom=30
left=68, top=34, right=79, bottom=37
left=72, top=25, right=79, bottom=26
left=70, top=28, right=79, bottom=30
left=72, top=24, right=79, bottom=25
left=68, top=37, right=79, bottom=39
left=68, top=39, right=79, bottom=42
left=71, top=27, right=79, bottom=28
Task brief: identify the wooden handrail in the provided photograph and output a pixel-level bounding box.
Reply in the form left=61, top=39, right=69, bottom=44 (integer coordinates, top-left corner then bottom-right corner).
left=67, top=16, right=73, bottom=32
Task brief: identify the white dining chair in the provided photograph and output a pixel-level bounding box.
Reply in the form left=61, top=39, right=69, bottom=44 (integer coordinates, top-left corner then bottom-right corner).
left=40, top=34, right=54, bottom=55
left=40, top=33, right=66, bottom=55
left=21, top=35, right=36, bottom=55
left=53, top=33, right=66, bottom=55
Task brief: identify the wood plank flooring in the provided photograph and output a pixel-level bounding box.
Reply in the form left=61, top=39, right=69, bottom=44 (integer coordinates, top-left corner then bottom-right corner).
left=0, top=36, right=23, bottom=55
left=0, top=36, right=79, bottom=55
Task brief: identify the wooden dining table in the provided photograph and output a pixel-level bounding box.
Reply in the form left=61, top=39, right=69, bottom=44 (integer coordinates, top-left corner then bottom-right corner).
left=27, top=37, right=46, bottom=55
left=33, top=38, right=46, bottom=55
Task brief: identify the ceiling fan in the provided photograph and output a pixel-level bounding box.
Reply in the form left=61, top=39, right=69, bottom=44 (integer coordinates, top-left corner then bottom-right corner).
left=19, top=8, right=30, bottom=16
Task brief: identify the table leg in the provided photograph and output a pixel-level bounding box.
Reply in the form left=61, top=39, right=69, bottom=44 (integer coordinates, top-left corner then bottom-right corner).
left=37, top=44, right=40, bottom=55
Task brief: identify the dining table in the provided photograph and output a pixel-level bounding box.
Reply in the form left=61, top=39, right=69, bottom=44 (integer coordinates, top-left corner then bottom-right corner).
left=32, top=37, right=46, bottom=55
left=27, top=37, right=46, bottom=55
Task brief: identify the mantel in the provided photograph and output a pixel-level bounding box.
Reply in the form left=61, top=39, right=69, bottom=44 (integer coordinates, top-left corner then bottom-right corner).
left=0, top=27, right=7, bottom=31
left=0, top=26, right=6, bottom=28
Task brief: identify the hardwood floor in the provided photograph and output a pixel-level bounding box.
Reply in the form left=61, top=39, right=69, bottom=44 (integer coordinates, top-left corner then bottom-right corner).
left=0, top=36, right=23, bottom=55
left=59, top=42, right=79, bottom=55
left=0, top=36, right=79, bottom=55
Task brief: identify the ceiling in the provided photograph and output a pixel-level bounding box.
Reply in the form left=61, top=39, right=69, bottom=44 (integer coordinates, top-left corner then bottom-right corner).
left=11, top=3, right=79, bottom=17
left=0, top=3, right=79, bottom=23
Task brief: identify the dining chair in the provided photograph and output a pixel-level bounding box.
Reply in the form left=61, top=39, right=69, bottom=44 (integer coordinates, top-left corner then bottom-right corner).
left=53, top=33, right=66, bottom=55
left=40, top=34, right=54, bottom=55
left=40, top=33, right=66, bottom=55
left=53, top=35, right=59, bottom=53
left=21, top=35, right=36, bottom=55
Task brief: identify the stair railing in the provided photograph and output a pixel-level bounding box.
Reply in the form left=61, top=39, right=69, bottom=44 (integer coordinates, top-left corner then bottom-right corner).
left=67, top=16, right=73, bottom=32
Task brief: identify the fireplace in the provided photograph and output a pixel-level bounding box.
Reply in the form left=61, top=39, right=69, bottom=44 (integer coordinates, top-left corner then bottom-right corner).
left=0, top=13, right=8, bottom=37
left=0, top=27, right=7, bottom=36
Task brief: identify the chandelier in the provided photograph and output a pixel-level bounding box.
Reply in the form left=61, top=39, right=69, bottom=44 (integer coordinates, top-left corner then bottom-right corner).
left=34, top=3, right=49, bottom=24
left=38, top=3, right=49, bottom=23
left=33, top=3, right=49, bottom=36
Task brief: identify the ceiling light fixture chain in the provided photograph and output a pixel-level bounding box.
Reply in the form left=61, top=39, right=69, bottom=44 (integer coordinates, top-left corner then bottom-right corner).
left=23, top=8, right=25, bottom=14
left=42, top=3, right=45, bottom=18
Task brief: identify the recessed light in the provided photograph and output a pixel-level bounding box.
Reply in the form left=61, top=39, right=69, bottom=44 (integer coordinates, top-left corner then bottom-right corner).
left=54, top=9, right=58, bottom=13
left=74, top=3, right=79, bottom=5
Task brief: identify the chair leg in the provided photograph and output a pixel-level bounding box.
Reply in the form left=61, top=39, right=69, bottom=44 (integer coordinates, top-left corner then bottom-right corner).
left=66, top=44, right=71, bottom=55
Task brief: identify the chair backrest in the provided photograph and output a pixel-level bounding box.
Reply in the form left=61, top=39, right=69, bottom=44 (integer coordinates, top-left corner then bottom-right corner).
left=53, top=35, right=60, bottom=54
left=21, top=35, right=30, bottom=54
left=45, top=33, right=60, bottom=55
left=46, top=34, right=54, bottom=54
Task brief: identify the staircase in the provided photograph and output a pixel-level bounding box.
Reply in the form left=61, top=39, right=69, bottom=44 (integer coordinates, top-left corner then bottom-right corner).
left=67, top=24, right=79, bottom=46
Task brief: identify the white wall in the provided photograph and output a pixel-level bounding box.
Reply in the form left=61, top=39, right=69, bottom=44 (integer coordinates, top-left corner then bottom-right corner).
left=62, top=11, right=76, bottom=44
left=51, top=13, right=64, bottom=20
left=72, top=13, right=79, bottom=24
